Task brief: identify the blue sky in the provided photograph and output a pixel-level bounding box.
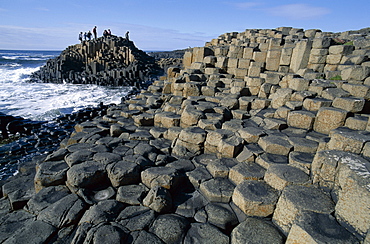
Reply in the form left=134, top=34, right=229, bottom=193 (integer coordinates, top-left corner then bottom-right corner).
left=0, top=0, right=369, bottom=51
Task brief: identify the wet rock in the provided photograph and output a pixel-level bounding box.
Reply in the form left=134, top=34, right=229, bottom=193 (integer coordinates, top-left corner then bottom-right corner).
left=79, top=199, right=125, bottom=225
left=231, top=217, right=284, bottom=244
left=166, top=159, right=195, bottom=173
left=92, top=187, right=116, bottom=202
left=92, top=152, right=122, bottom=165
left=143, top=186, right=172, bottom=213
left=286, top=211, right=359, bottom=244
left=186, top=166, right=213, bottom=189
left=173, top=190, right=208, bottom=218
left=204, top=203, right=239, bottom=230
left=117, top=205, right=155, bottom=232
left=34, top=160, right=69, bottom=192
left=199, top=178, right=235, bottom=203
left=184, top=223, right=229, bottom=244
left=37, top=193, right=87, bottom=228
left=71, top=222, right=92, bottom=244
left=149, top=214, right=190, bottom=244
left=149, top=127, right=168, bottom=138
left=110, top=124, right=125, bottom=137
left=116, top=184, right=148, bottom=205
left=141, top=166, right=183, bottom=191
left=112, top=145, right=131, bottom=156
left=0, top=210, right=36, bottom=243
left=65, top=150, right=94, bottom=167
left=107, top=160, right=141, bottom=187
left=130, top=230, right=165, bottom=244
left=3, top=220, right=57, bottom=244
left=66, top=161, right=108, bottom=190
left=48, top=225, right=76, bottom=244
left=84, top=223, right=128, bottom=244
left=0, top=197, right=11, bottom=215
left=2, top=174, right=35, bottom=210
left=26, top=185, right=70, bottom=215
left=129, top=130, right=154, bottom=141
left=66, top=143, right=99, bottom=153
left=95, top=136, right=122, bottom=148
left=45, top=148, right=69, bottom=161
left=133, top=142, right=157, bottom=158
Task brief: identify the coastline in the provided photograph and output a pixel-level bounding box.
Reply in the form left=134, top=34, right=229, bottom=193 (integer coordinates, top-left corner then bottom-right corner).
left=1, top=26, right=370, bottom=243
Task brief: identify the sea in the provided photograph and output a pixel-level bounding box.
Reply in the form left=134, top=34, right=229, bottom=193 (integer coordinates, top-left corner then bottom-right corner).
left=0, top=50, right=138, bottom=180
left=0, top=50, right=135, bottom=121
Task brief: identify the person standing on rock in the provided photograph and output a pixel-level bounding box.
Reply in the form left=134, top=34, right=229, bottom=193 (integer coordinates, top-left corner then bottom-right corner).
left=87, top=31, right=92, bottom=41
left=78, top=32, right=83, bottom=43
left=125, top=31, right=129, bottom=41
left=93, top=26, right=97, bottom=39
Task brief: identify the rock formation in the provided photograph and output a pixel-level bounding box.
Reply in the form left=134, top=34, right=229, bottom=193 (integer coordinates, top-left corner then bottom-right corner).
left=1, top=27, right=370, bottom=243
left=30, top=36, right=162, bottom=87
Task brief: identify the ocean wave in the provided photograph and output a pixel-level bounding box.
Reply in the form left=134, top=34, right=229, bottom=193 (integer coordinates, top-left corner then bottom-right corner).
left=0, top=51, right=60, bottom=67
left=1, top=55, right=52, bottom=61
left=0, top=63, right=22, bottom=68
left=0, top=49, right=132, bottom=122
left=0, top=66, right=41, bottom=83
left=0, top=82, right=132, bottom=121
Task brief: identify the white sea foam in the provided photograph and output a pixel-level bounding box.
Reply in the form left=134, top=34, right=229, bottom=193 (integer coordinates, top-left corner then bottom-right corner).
left=0, top=66, right=40, bottom=83
left=0, top=50, right=133, bottom=121
left=0, top=81, right=132, bottom=121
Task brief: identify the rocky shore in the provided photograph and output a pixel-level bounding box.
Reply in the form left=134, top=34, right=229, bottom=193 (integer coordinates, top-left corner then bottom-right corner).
left=0, top=104, right=113, bottom=181
left=1, top=26, right=370, bottom=243
left=29, top=35, right=162, bottom=88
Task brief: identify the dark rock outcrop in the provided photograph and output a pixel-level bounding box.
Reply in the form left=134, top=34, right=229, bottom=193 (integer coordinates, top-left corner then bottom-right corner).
left=30, top=36, right=162, bottom=87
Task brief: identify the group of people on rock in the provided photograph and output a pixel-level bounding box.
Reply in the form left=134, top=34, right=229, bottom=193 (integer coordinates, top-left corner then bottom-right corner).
left=103, top=29, right=112, bottom=38
left=78, top=26, right=130, bottom=42
left=78, top=26, right=98, bottom=43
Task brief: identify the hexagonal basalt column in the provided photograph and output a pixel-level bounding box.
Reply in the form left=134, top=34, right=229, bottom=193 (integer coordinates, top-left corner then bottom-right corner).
left=232, top=180, right=279, bottom=217
left=199, top=178, right=235, bottom=203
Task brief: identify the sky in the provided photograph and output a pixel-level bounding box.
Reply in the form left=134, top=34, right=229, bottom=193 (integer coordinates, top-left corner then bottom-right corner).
left=0, top=0, right=369, bottom=51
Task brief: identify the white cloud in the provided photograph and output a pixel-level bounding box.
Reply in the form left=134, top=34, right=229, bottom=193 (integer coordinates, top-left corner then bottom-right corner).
left=268, top=3, right=330, bottom=20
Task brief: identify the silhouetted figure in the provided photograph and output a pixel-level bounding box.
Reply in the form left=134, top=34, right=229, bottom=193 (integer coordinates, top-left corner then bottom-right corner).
left=107, top=29, right=111, bottom=36
left=103, top=30, right=108, bottom=37
left=84, top=32, right=87, bottom=41
left=87, top=31, right=92, bottom=41
left=78, top=32, right=83, bottom=43
left=93, top=26, right=97, bottom=39
left=125, top=31, right=129, bottom=41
